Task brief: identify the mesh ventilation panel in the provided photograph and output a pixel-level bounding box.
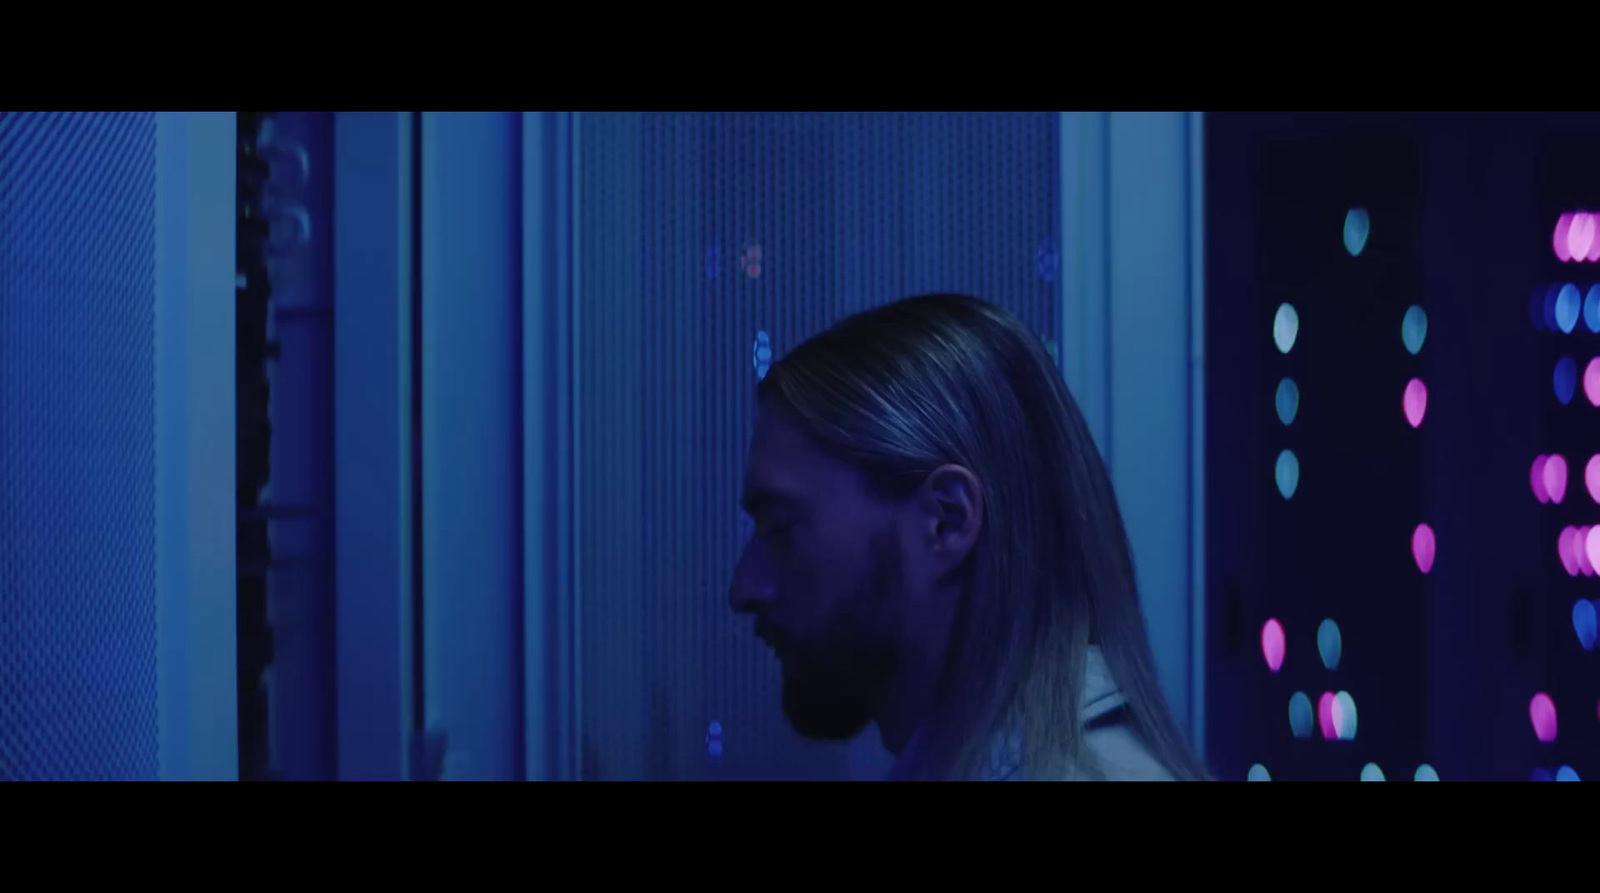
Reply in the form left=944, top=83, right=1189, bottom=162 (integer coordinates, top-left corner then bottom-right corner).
left=0, top=111, right=160, bottom=780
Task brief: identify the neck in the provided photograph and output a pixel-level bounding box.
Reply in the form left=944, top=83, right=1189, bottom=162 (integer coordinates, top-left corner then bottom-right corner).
left=874, top=673, right=933, bottom=755
left=875, top=582, right=963, bottom=755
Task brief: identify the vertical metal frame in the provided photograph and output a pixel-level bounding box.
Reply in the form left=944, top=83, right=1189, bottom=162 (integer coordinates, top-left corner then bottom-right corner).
left=156, top=111, right=239, bottom=781
left=333, top=112, right=415, bottom=780
left=1060, top=111, right=1206, bottom=754
left=522, top=112, right=580, bottom=781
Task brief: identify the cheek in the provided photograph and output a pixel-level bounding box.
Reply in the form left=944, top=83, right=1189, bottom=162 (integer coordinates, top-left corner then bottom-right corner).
left=777, top=544, right=827, bottom=604
left=778, top=536, right=845, bottom=607
left=788, top=534, right=877, bottom=613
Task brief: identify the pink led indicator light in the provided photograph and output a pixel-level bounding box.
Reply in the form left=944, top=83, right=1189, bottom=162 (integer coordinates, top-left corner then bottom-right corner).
left=1412, top=523, right=1436, bottom=574
left=1261, top=619, right=1285, bottom=673
left=1530, top=692, right=1558, bottom=743
left=1574, top=214, right=1596, bottom=261
left=1584, top=359, right=1600, bottom=407
left=1403, top=379, right=1427, bottom=428
left=1587, top=455, right=1600, bottom=503
left=1555, top=212, right=1600, bottom=262
left=1545, top=454, right=1569, bottom=504
left=1580, top=527, right=1597, bottom=577
left=1533, top=456, right=1550, bottom=503
left=1586, top=528, right=1600, bottom=579
left=1559, top=527, right=1580, bottom=576
left=1318, top=692, right=1337, bottom=740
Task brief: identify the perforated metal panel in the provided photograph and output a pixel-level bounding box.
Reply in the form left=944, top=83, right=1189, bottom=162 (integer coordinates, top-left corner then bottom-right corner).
left=575, top=112, right=1061, bottom=780
left=0, top=111, right=160, bottom=780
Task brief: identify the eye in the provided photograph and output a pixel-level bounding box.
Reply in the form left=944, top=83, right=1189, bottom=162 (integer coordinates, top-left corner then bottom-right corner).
left=757, top=518, right=794, bottom=547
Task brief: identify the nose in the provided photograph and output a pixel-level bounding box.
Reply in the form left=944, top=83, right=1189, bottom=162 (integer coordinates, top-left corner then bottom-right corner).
left=729, top=541, right=777, bottom=615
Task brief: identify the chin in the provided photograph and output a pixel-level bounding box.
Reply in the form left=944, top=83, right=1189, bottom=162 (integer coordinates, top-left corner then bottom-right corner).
left=781, top=675, right=874, bottom=742
left=786, top=716, right=872, bottom=743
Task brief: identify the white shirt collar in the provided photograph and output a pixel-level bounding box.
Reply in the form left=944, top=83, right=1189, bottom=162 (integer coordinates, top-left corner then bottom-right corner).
left=888, top=645, right=1125, bottom=781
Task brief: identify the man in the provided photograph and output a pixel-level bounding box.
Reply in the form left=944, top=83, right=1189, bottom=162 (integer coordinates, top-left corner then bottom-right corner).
left=729, top=294, right=1208, bottom=781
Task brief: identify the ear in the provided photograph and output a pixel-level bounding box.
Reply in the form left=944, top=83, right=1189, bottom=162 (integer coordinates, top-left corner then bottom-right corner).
left=913, top=464, right=984, bottom=575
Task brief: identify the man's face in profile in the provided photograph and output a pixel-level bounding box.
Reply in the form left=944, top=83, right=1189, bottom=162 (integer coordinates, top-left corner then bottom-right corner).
left=729, top=401, right=906, bottom=741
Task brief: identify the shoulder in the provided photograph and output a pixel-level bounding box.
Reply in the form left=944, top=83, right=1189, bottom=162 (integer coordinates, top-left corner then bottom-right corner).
left=980, top=718, right=1175, bottom=782
left=1082, top=720, right=1175, bottom=781
left=1075, top=646, right=1174, bottom=781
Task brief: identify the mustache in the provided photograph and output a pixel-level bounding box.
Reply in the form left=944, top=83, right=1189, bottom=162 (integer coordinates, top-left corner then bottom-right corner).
left=755, top=620, right=785, bottom=652
left=755, top=529, right=903, bottom=651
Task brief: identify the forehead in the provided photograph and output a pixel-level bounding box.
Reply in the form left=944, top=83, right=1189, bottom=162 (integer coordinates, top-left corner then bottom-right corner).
left=743, top=401, right=861, bottom=508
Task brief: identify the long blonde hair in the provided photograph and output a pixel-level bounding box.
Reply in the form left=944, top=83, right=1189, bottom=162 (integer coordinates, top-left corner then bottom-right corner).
left=760, top=294, right=1209, bottom=781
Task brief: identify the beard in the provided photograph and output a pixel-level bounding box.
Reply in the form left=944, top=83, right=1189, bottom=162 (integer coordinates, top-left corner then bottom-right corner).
left=780, top=530, right=903, bottom=741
